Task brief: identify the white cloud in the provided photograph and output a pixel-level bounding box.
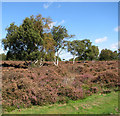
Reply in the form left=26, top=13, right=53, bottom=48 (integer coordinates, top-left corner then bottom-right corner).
left=43, top=2, right=52, bottom=9
left=58, top=20, right=65, bottom=25
left=95, top=36, right=107, bottom=43
left=114, top=26, right=120, bottom=32
left=48, top=21, right=57, bottom=29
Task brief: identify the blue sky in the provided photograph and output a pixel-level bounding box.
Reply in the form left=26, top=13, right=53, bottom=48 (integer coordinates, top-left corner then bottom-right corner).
left=1, top=2, right=118, bottom=60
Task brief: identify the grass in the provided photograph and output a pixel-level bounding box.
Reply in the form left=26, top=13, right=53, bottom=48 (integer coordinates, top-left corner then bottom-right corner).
left=4, top=91, right=119, bottom=114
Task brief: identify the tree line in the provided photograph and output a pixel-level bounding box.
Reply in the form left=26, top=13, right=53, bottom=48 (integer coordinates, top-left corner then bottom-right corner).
left=1, top=14, right=119, bottom=64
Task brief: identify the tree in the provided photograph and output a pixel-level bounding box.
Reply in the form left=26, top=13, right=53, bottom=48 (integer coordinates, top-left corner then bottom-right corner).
left=42, top=33, right=55, bottom=61
left=80, top=39, right=92, bottom=60
left=111, top=50, right=118, bottom=60
left=99, top=49, right=118, bottom=61
left=51, top=25, right=73, bottom=65
left=67, top=40, right=85, bottom=64
left=67, top=39, right=99, bottom=62
left=68, top=39, right=99, bottom=61
left=2, top=23, right=19, bottom=60
left=88, top=45, right=99, bottom=60
left=2, top=14, right=54, bottom=62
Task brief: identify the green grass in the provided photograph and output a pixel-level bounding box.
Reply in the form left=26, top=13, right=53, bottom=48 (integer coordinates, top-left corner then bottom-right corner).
left=4, top=91, right=119, bottom=114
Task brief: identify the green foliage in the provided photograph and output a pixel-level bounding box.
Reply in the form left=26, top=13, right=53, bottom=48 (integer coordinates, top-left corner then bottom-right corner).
left=2, top=14, right=118, bottom=62
left=0, top=53, right=6, bottom=60
left=80, top=39, right=99, bottom=60
left=89, top=45, right=99, bottom=60
left=2, top=14, right=74, bottom=62
left=52, top=25, right=69, bottom=53
left=68, top=40, right=84, bottom=57
left=99, top=49, right=118, bottom=61
left=2, top=15, right=56, bottom=61
left=51, top=25, right=73, bottom=65
left=68, top=39, right=99, bottom=61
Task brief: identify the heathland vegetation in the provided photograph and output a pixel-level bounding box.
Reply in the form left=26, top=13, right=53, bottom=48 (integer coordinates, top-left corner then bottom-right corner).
left=2, top=60, right=119, bottom=114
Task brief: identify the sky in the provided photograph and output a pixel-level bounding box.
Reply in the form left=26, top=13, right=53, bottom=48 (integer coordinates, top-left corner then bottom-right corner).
left=1, top=2, right=119, bottom=60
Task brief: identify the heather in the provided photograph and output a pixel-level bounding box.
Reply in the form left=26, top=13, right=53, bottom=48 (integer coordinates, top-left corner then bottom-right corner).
left=7, top=91, right=119, bottom=114
left=2, top=60, right=119, bottom=112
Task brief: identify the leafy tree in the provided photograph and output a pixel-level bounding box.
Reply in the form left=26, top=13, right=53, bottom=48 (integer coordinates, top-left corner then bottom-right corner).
left=2, top=14, right=74, bottom=65
left=80, top=39, right=92, bottom=60
left=43, top=33, right=55, bottom=61
left=2, top=15, right=54, bottom=62
left=80, top=39, right=99, bottom=61
left=68, top=40, right=85, bottom=64
left=68, top=39, right=99, bottom=62
left=88, top=45, right=99, bottom=60
left=2, top=23, right=19, bottom=60
left=51, top=25, right=73, bottom=65
left=111, top=50, right=118, bottom=60
left=99, top=49, right=118, bottom=61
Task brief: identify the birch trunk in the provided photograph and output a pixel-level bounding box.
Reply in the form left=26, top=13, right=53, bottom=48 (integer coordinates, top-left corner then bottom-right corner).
left=73, top=55, right=75, bottom=64
left=54, top=55, right=57, bottom=66
left=53, top=52, right=59, bottom=66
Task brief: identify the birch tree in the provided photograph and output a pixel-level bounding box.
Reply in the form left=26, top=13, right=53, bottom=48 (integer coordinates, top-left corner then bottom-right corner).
left=68, top=40, right=85, bottom=64
left=51, top=25, right=73, bottom=65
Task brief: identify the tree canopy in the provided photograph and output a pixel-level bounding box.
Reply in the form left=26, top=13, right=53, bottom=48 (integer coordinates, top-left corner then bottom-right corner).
left=2, top=15, right=68, bottom=62
left=99, top=49, right=118, bottom=61
left=67, top=39, right=99, bottom=63
left=2, top=14, right=118, bottom=63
